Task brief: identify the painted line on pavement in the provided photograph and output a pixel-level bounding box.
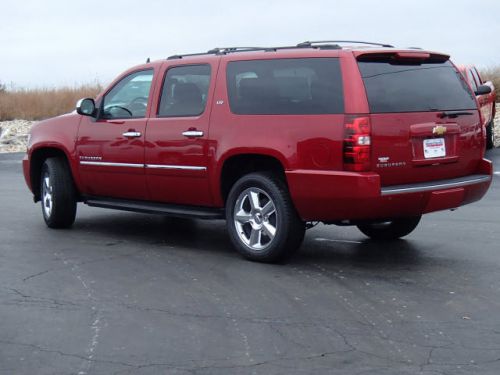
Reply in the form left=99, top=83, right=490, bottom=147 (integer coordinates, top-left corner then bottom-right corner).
left=315, top=237, right=363, bottom=244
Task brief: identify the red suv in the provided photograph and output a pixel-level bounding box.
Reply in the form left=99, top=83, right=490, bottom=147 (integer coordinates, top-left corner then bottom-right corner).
left=23, top=41, right=493, bottom=262
left=457, top=65, right=496, bottom=149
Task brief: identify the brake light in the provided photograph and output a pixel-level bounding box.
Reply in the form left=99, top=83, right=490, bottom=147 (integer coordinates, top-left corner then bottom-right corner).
left=343, top=115, right=371, bottom=172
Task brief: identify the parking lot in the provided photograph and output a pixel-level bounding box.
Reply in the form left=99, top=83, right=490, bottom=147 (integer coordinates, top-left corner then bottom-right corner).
left=1, top=150, right=499, bottom=374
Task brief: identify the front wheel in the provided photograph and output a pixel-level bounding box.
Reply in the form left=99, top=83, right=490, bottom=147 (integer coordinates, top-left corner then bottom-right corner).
left=357, top=216, right=421, bottom=240
left=226, top=173, right=305, bottom=263
left=40, top=157, right=77, bottom=228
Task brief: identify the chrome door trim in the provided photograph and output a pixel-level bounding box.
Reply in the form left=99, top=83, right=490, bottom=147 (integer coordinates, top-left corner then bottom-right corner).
left=80, top=161, right=207, bottom=171
left=145, top=164, right=207, bottom=171
left=80, top=161, right=144, bottom=168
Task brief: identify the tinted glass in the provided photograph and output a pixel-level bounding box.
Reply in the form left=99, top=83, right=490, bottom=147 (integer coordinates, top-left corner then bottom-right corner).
left=467, top=69, right=478, bottom=91
left=226, top=58, right=344, bottom=115
left=471, top=68, right=483, bottom=85
left=358, top=60, right=476, bottom=113
left=103, top=70, right=153, bottom=119
left=158, top=65, right=211, bottom=117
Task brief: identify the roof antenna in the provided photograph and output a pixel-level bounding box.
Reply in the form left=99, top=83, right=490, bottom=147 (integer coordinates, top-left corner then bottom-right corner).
left=146, top=57, right=150, bottom=63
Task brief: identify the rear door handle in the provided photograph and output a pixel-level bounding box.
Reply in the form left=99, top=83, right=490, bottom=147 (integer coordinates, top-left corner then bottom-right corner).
left=182, top=130, right=204, bottom=138
left=122, top=131, right=142, bottom=138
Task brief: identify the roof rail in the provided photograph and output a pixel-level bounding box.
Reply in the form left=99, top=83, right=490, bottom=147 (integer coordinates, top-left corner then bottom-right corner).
left=207, top=47, right=270, bottom=54
left=297, top=40, right=394, bottom=48
left=168, top=46, right=272, bottom=60
left=166, top=40, right=388, bottom=60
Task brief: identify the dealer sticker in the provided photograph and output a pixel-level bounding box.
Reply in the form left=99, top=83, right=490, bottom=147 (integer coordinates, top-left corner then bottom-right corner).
left=423, top=138, right=446, bottom=159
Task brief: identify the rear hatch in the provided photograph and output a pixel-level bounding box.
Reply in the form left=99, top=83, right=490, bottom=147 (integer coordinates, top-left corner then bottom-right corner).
left=356, top=51, right=482, bottom=186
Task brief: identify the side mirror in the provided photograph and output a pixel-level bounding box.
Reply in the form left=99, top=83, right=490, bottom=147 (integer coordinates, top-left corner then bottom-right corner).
left=474, top=84, right=492, bottom=96
left=76, top=98, right=96, bottom=117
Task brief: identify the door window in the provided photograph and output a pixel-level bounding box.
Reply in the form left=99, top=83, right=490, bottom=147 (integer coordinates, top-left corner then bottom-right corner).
left=471, top=68, right=483, bottom=85
left=102, top=70, right=154, bottom=119
left=158, top=65, right=211, bottom=117
left=467, top=69, right=478, bottom=91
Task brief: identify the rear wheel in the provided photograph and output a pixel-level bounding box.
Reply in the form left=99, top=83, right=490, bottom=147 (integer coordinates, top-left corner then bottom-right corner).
left=486, top=121, right=494, bottom=150
left=226, top=173, right=305, bottom=263
left=357, top=216, right=421, bottom=240
left=40, top=157, right=77, bottom=228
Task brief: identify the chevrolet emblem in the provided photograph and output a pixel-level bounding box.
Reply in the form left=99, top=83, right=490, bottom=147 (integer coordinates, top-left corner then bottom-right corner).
left=432, top=125, right=447, bottom=136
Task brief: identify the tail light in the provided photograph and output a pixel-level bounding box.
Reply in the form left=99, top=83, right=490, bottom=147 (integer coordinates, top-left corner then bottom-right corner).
left=343, top=115, right=371, bottom=172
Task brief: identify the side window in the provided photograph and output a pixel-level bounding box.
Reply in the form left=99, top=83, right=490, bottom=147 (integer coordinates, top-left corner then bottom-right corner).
left=467, top=69, right=478, bottom=91
left=102, top=70, right=154, bottom=119
left=226, top=58, right=344, bottom=115
left=471, top=68, right=483, bottom=86
left=158, top=65, right=211, bottom=117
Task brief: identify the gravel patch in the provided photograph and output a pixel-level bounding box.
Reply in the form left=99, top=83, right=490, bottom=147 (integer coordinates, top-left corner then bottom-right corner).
left=0, top=120, right=35, bottom=153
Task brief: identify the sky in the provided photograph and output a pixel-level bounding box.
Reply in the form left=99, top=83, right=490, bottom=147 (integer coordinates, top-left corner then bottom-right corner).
left=1, top=0, right=499, bottom=89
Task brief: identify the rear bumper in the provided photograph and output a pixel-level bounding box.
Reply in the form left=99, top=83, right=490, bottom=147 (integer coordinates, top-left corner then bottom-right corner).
left=286, top=158, right=493, bottom=221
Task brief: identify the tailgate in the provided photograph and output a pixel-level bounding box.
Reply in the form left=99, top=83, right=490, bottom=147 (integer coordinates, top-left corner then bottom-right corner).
left=357, top=53, right=482, bottom=186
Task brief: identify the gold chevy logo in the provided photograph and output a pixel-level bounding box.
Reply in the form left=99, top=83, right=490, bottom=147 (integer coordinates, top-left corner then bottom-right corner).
left=432, top=125, right=447, bottom=136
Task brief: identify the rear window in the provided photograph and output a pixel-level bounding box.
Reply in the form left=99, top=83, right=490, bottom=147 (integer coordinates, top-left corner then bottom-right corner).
left=358, top=59, right=476, bottom=113
left=226, top=58, right=344, bottom=115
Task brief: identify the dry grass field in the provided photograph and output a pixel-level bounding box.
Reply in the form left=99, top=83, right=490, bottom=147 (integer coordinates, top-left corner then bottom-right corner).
left=0, top=83, right=102, bottom=121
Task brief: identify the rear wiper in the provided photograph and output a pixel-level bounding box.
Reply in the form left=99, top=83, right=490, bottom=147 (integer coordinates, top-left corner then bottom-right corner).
left=438, top=111, right=473, bottom=119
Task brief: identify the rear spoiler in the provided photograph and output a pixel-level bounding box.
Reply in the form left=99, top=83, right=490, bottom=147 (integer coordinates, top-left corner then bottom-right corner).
left=355, top=51, right=450, bottom=63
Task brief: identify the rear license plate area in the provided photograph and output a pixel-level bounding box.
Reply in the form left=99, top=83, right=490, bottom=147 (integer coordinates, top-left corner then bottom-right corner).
left=423, top=138, right=446, bottom=159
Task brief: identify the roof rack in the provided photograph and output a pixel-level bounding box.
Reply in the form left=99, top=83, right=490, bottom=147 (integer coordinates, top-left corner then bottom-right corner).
left=297, top=40, right=394, bottom=48
left=168, top=47, right=271, bottom=60
left=166, top=40, right=391, bottom=60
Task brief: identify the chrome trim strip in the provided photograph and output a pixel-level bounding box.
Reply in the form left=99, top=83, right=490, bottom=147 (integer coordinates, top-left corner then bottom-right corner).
left=80, top=161, right=144, bottom=168
left=145, top=164, right=207, bottom=171
left=80, top=161, right=207, bottom=171
left=381, top=175, right=491, bottom=196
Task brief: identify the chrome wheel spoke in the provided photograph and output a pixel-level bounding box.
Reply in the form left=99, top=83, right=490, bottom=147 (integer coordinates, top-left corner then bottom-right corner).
left=235, top=209, right=252, bottom=224
left=249, top=228, right=262, bottom=247
left=261, top=201, right=275, bottom=217
left=44, top=177, right=51, bottom=193
left=249, top=191, right=261, bottom=211
left=262, top=222, right=276, bottom=239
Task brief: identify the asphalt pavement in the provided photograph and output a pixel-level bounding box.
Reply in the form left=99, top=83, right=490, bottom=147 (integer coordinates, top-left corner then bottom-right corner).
left=1, top=150, right=500, bottom=375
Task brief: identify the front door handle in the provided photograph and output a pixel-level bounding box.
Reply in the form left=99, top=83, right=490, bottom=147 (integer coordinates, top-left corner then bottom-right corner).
left=182, top=130, right=204, bottom=138
left=122, top=131, right=142, bottom=138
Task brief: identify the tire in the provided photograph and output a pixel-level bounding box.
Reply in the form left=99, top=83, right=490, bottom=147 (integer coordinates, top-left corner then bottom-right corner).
left=486, top=121, right=494, bottom=150
left=225, top=172, right=305, bottom=263
left=40, top=157, right=77, bottom=228
left=357, top=216, right=421, bottom=240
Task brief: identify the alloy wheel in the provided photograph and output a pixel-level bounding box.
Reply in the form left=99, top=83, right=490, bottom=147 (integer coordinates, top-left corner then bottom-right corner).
left=42, top=172, right=53, bottom=218
left=233, top=187, right=278, bottom=251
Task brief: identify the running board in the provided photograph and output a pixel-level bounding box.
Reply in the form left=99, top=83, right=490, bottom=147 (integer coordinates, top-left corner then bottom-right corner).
left=84, top=197, right=224, bottom=220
